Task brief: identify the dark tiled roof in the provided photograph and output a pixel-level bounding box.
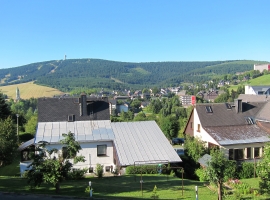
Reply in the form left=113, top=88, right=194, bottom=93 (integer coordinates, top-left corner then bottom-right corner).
left=196, top=102, right=266, bottom=127
left=255, top=101, right=270, bottom=122
left=203, top=125, right=270, bottom=145
left=38, top=96, right=110, bottom=122
left=257, top=121, right=270, bottom=133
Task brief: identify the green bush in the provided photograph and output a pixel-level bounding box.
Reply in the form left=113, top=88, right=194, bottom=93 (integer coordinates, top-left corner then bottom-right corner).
left=224, top=160, right=238, bottom=181
left=126, top=165, right=166, bottom=175
left=19, top=133, right=34, bottom=142
left=95, top=163, right=104, bottom=178
left=68, top=168, right=88, bottom=180
left=239, top=162, right=254, bottom=179
left=195, top=167, right=208, bottom=182
left=233, top=182, right=252, bottom=195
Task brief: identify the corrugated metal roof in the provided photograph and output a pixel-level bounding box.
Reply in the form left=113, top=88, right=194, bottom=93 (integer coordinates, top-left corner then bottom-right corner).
left=35, top=120, right=182, bottom=166
left=35, top=120, right=114, bottom=143
left=111, top=121, right=182, bottom=166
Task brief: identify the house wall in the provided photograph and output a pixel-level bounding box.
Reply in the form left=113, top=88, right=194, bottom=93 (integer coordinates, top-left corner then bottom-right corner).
left=193, top=109, right=219, bottom=146
left=184, top=110, right=194, bottom=136
left=245, top=85, right=256, bottom=95
left=222, top=143, right=264, bottom=160
left=46, top=141, right=115, bottom=171
left=254, top=64, right=270, bottom=73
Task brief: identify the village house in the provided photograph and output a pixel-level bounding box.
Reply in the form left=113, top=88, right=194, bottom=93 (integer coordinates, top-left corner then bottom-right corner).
left=184, top=99, right=270, bottom=163
left=19, top=94, right=181, bottom=175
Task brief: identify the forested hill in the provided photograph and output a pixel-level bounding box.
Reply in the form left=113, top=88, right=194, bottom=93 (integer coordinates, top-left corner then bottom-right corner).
left=0, top=59, right=267, bottom=91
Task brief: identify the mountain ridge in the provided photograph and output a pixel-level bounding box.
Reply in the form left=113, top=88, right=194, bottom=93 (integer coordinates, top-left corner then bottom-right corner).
left=0, top=59, right=268, bottom=91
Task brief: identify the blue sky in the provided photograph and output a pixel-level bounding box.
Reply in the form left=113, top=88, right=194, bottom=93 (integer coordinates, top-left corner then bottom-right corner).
left=1, top=0, right=269, bottom=69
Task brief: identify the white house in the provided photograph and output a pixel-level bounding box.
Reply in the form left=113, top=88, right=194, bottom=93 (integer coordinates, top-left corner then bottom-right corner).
left=19, top=94, right=181, bottom=174
left=254, top=64, right=270, bottom=73
left=245, top=85, right=270, bottom=95
left=184, top=99, right=270, bottom=162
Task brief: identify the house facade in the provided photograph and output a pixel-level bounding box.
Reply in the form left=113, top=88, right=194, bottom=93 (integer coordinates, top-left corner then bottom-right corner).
left=245, top=85, right=270, bottom=95
left=184, top=99, right=270, bottom=162
left=19, top=94, right=181, bottom=174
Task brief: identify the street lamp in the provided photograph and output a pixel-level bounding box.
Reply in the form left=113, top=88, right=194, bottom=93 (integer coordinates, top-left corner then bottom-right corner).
left=16, top=114, right=19, bottom=144
left=89, top=181, right=92, bottom=197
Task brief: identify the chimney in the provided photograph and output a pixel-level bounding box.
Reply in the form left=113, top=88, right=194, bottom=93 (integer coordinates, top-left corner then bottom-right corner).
left=80, top=93, right=87, bottom=116
left=234, top=99, right=242, bottom=113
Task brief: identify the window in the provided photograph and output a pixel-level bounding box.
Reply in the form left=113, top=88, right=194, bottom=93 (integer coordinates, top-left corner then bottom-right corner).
left=190, top=122, right=193, bottom=129
left=225, top=103, right=232, bottom=110
left=235, top=149, right=244, bottom=160
left=68, top=114, right=74, bottom=122
left=254, top=147, right=261, bottom=158
left=205, top=106, right=213, bottom=113
left=197, top=124, right=200, bottom=132
left=97, top=145, right=107, bottom=156
left=229, top=149, right=234, bottom=160
left=246, top=147, right=251, bottom=159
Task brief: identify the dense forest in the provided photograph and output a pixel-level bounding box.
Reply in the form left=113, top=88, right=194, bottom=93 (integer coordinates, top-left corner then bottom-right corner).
left=0, top=59, right=268, bottom=92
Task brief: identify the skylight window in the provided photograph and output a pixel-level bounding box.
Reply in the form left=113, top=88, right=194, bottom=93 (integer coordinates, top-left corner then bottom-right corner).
left=245, top=117, right=254, bottom=125
left=205, top=106, right=213, bottom=113
left=225, top=103, right=232, bottom=110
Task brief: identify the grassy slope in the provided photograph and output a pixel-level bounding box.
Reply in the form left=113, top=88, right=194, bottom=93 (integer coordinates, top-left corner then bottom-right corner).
left=228, top=74, right=270, bottom=92
left=0, top=82, right=63, bottom=99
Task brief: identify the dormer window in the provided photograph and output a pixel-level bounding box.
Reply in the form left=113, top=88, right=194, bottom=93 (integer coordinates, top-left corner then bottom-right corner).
left=205, top=106, right=213, bottom=113
left=225, top=103, right=232, bottom=110
left=68, top=114, right=74, bottom=122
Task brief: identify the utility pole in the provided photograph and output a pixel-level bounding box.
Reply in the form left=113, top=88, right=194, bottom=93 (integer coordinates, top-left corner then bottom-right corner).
left=16, top=114, right=19, bottom=144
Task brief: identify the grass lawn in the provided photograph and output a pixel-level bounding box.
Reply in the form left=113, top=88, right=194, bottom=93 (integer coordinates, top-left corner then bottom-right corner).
left=0, top=174, right=269, bottom=199
left=0, top=174, right=218, bottom=199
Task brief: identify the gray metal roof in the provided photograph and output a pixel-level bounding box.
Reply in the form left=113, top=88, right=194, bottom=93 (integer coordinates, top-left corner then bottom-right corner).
left=34, top=120, right=181, bottom=166
left=18, top=138, right=35, bottom=151
left=198, top=154, right=211, bottom=167
left=35, top=120, right=114, bottom=143
left=111, top=121, right=182, bottom=166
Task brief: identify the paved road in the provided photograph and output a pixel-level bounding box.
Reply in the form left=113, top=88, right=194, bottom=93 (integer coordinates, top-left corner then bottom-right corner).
left=0, top=192, right=89, bottom=200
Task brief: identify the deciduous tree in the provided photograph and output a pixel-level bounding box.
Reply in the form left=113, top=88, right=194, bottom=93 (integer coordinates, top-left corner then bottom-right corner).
left=26, top=132, right=85, bottom=193
left=0, top=117, right=17, bottom=166
left=206, top=149, right=229, bottom=200
left=256, top=143, right=270, bottom=195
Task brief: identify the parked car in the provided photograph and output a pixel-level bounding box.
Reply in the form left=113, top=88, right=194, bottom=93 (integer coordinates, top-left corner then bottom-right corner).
left=171, top=138, right=185, bottom=145
left=174, top=148, right=184, bottom=156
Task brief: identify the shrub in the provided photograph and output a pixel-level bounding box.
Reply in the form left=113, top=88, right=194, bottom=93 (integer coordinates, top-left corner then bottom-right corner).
left=126, top=165, right=166, bottom=175
left=239, top=162, right=254, bottom=179
left=195, top=167, right=208, bottom=182
left=95, top=163, right=104, bottom=178
left=68, top=168, right=88, bottom=180
left=224, top=160, right=238, bottom=181
left=233, top=182, right=252, bottom=195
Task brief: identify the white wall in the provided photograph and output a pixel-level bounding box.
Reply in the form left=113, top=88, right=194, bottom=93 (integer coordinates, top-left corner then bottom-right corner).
left=46, top=141, right=115, bottom=171
left=193, top=109, right=219, bottom=146
left=245, top=85, right=256, bottom=95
